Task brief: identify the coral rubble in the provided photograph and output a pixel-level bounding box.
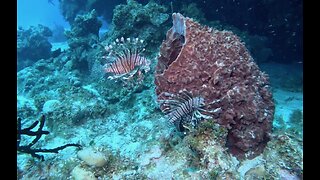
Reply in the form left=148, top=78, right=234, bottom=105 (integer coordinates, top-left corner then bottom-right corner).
left=155, top=13, right=275, bottom=159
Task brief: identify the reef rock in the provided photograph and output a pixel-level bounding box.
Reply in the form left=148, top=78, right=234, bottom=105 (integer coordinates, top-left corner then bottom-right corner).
left=17, top=25, right=52, bottom=69
left=65, top=9, right=102, bottom=50
left=108, top=0, right=169, bottom=54
left=155, top=13, right=274, bottom=159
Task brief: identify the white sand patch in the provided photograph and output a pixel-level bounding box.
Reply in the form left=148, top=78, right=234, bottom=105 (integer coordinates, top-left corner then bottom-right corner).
left=51, top=41, right=69, bottom=51
left=120, top=141, right=143, bottom=158
left=139, top=145, right=162, bottom=166
left=145, top=155, right=187, bottom=179
left=237, top=155, right=265, bottom=178
left=273, top=88, right=303, bottom=122
left=95, top=132, right=130, bottom=151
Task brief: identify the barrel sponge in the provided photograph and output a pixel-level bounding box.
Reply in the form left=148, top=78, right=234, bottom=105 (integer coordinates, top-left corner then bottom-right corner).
left=155, top=13, right=274, bottom=159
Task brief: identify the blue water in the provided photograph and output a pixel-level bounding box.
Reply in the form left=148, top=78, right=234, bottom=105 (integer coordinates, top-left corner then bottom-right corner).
left=17, top=0, right=303, bottom=179
left=17, top=0, right=69, bottom=29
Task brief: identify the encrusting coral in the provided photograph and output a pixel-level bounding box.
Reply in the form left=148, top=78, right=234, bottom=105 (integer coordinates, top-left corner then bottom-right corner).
left=155, top=13, right=275, bottom=159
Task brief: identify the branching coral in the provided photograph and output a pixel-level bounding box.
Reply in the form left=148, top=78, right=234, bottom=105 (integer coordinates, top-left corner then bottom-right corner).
left=17, top=115, right=81, bottom=161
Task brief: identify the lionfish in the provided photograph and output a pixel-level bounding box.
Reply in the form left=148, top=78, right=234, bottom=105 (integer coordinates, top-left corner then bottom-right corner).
left=159, top=91, right=216, bottom=132
left=103, top=37, right=150, bottom=81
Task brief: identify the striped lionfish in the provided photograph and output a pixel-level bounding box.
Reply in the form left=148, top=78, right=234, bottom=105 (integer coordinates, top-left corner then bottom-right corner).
left=102, top=37, right=151, bottom=82
left=159, top=91, right=217, bottom=132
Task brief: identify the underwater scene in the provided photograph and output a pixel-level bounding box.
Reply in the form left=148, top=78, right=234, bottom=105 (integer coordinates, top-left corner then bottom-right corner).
left=17, top=0, right=303, bottom=179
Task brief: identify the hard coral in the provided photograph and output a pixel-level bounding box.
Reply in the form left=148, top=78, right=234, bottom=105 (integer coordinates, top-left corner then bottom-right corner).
left=155, top=13, right=274, bottom=159
left=17, top=25, right=52, bottom=69
left=65, top=9, right=102, bottom=49
left=108, top=0, right=169, bottom=54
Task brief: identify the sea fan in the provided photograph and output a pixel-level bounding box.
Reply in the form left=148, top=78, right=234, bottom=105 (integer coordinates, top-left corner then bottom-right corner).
left=159, top=91, right=212, bottom=132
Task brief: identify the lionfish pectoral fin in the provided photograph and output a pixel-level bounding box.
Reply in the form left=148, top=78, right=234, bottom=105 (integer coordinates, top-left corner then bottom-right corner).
left=198, top=107, right=222, bottom=114
left=194, top=110, right=212, bottom=120
left=180, top=91, right=193, bottom=100
left=173, top=119, right=184, bottom=132
left=182, top=124, right=192, bottom=132
left=108, top=73, right=127, bottom=80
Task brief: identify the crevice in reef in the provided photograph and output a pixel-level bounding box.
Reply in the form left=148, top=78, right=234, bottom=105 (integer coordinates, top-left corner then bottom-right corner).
left=156, top=13, right=187, bottom=74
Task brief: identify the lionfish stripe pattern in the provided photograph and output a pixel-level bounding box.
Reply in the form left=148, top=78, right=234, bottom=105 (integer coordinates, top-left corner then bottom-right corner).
left=104, top=49, right=148, bottom=75
left=160, top=91, right=209, bottom=131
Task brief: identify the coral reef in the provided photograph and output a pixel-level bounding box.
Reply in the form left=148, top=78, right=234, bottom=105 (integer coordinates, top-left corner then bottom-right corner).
left=263, top=134, right=303, bottom=179
left=59, top=0, right=125, bottom=24
left=288, top=109, right=303, bottom=132
left=17, top=115, right=81, bottom=161
left=59, top=0, right=87, bottom=23
left=17, top=24, right=53, bottom=70
left=273, top=109, right=303, bottom=140
left=17, top=50, right=160, bottom=178
left=155, top=13, right=274, bottom=159
left=17, top=1, right=302, bottom=179
left=65, top=9, right=102, bottom=50
left=64, top=9, right=102, bottom=74
left=16, top=48, right=302, bottom=180
left=106, top=0, right=170, bottom=54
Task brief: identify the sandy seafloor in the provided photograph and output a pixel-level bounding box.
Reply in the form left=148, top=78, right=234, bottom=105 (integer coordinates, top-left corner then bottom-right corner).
left=17, top=43, right=303, bottom=179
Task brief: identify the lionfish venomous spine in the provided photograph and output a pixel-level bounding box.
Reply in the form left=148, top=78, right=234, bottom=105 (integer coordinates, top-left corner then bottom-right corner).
left=104, top=49, right=149, bottom=75
left=160, top=91, right=212, bottom=132
left=103, top=37, right=150, bottom=80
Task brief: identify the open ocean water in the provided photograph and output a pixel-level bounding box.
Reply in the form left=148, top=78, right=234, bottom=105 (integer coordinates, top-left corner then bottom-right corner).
left=17, top=0, right=303, bottom=179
